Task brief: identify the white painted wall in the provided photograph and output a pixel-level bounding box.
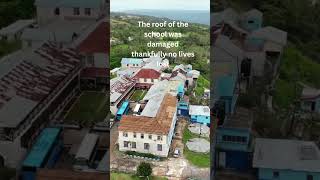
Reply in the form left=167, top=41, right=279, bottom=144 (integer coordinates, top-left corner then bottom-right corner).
left=118, top=131, right=169, bottom=157
left=138, top=78, right=159, bottom=84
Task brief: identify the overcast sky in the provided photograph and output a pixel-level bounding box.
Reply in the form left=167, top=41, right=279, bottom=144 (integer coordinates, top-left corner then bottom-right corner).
left=111, top=0, right=210, bottom=11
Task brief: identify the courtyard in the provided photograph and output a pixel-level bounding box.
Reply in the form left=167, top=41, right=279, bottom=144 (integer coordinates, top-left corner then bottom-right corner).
left=130, top=89, right=147, bottom=102
left=64, top=91, right=108, bottom=127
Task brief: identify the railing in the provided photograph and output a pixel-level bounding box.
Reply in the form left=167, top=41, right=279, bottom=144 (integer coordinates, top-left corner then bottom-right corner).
left=11, top=64, right=82, bottom=140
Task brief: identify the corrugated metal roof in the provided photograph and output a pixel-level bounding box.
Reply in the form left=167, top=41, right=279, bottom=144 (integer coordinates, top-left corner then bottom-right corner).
left=0, top=19, right=35, bottom=35
left=75, top=133, right=99, bottom=160
left=189, top=105, right=210, bottom=116
left=117, top=101, right=129, bottom=115
left=22, top=128, right=61, bottom=168
left=253, top=138, right=320, bottom=172
left=119, top=94, right=177, bottom=135
left=121, top=58, right=143, bottom=65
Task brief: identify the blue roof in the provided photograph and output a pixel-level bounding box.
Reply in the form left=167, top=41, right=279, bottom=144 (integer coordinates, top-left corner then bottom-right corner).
left=121, top=58, right=143, bottom=65
left=117, top=101, right=129, bottom=115
left=178, top=84, right=184, bottom=93
left=215, top=75, right=236, bottom=98
left=22, top=128, right=61, bottom=168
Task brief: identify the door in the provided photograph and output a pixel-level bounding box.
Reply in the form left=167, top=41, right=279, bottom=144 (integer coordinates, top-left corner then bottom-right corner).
left=218, top=152, right=226, bottom=168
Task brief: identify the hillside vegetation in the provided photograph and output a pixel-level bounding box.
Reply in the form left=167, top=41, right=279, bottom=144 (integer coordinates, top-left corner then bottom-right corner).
left=215, top=0, right=320, bottom=109
left=110, top=13, right=210, bottom=79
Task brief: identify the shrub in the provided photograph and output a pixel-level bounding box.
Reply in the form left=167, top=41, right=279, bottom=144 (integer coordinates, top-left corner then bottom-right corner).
left=136, top=162, right=152, bottom=177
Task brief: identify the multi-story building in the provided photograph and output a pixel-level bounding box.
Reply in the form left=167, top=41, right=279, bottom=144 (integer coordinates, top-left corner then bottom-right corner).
left=76, top=20, right=109, bottom=88
left=21, top=0, right=108, bottom=49
left=133, top=69, right=161, bottom=89
left=118, top=94, right=177, bottom=157
left=0, top=43, right=82, bottom=168
left=35, top=0, right=108, bottom=25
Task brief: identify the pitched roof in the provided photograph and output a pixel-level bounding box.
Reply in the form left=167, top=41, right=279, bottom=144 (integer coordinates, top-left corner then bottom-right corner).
left=0, top=42, right=81, bottom=128
left=134, top=69, right=161, bottom=79
left=211, top=8, right=239, bottom=26
left=0, top=19, right=35, bottom=35
left=253, top=138, right=320, bottom=172
left=213, top=35, right=244, bottom=61
left=250, top=26, right=287, bottom=46
left=77, top=22, right=109, bottom=53
left=118, top=94, right=177, bottom=135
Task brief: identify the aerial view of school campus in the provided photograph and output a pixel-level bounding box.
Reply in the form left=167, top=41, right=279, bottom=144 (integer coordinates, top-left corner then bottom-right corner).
left=109, top=0, right=211, bottom=179
left=211, top=0, right=320, bottom=180
left=0, top=0, right=109, bottom=179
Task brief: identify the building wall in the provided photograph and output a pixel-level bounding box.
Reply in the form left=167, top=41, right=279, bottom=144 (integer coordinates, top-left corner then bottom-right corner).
left=94, top=53, right=108, bottom=68
left=138, top=78, right=159, bottom=84
left=118, top=131, right=169, bottom=157
left=246, top=51, right=266, bottom=77
left=241, top=17, right=262, bottom=32
left=37, top=7, right=56, bottom=25
left=216, top=128, right=250, bottom=152
left=190, top=115, right=210, bottom=125
left=258, top=168, right=320, bottom=180
left=118, top=111, right=177, bottom=157
left=60, top=7, right=100, bottom=20
left=121, top=63, right=143, bottom=69
left=37, top=6, right=102, bottom=25
left=217, top=150, right=251, bottom=171
left=301, top=98, right=320, bottom=114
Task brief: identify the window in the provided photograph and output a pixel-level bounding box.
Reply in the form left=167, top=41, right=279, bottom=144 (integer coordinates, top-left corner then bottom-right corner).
left=157, top=144, right=162, bottom=151
left=144, top=143, right=149, bottom=150
left=73, top=7, right=80, bottom=15
left=248, top=20, right=254, bottom=24
left=144, top=78, right=147, bottom=82
left=54, top=8, right=60, bottom=15
left=85, top=8, right=91, bottom=16
left=132, top=142, right=136, bottom=149
left=133, top=132, right=136, bottom=138
left=148, top=135, right=152, bottom=140
left=307, top=175, right=313, bottom=180
left=141, top=133, right=144, bottom=139
left=87, top=55, right=94, bottom=66
left=124, top=141, right=129, bottom=148
left=157, top=136, right=162, bottom=141
left=123, top=132, right=128, bottom=137
left=273, top=171, right=279, bottom=178
left=222, top=135, right=247, bottom=143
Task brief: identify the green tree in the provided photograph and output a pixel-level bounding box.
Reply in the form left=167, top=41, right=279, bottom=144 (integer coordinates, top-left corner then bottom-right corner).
left=137, top=162, right=152, bottom=177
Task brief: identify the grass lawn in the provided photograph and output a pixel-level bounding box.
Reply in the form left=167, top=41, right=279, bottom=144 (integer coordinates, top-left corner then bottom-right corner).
left=0, top=40, right=21, bottom=59
left=274, top=46, right=320, bottom=108
left=65, top=91, right=108, bottom=126
left=111, top=172, right=167, bottom=180
left=195, top=75, right=210, bottom=97
left=182, top=127, right=210, bottom=168
left=130, top=90, right=147, bottom=102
